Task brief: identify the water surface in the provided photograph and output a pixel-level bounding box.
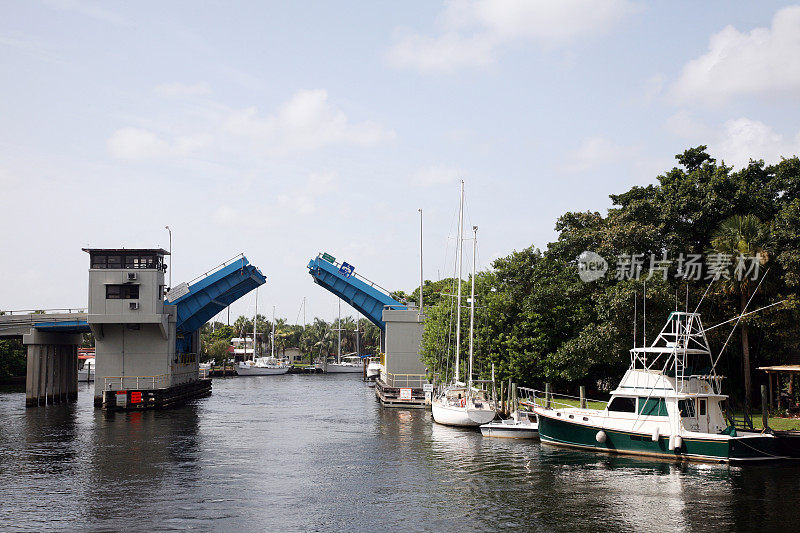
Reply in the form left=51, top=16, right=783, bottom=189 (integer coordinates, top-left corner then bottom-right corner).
left=1, top=376, right=798, bottom=532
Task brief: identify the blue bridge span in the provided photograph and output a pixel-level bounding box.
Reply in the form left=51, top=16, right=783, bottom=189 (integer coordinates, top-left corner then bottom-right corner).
left=307, top=253, right=405, bottom=330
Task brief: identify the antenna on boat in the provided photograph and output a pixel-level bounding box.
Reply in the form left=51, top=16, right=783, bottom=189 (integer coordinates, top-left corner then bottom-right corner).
left=454, top=180, right=465, bottom=384
left=711, top=269, right=770, bottom=370
left=643, top=280, right=646, bottom=346
left=633, top=291, right=637, bottom=348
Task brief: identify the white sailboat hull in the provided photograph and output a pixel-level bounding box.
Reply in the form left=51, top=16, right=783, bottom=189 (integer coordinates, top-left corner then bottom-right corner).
left=326, top=364, right=363, bottom=374
left=236, top=364, right=289, bottom=376
left=432, top=401, right=496, bottom=427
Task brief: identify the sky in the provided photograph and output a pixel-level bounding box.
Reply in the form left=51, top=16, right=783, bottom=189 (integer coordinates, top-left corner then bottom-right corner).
left=2, top=1, right=800, bottom=324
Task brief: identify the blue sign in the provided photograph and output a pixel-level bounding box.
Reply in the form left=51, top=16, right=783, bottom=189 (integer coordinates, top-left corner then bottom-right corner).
left=339, top=262, right=355, bottom=278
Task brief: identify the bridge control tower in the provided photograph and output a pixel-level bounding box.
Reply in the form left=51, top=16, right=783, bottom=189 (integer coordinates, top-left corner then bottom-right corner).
left=84, top=248, right=204, bottom=408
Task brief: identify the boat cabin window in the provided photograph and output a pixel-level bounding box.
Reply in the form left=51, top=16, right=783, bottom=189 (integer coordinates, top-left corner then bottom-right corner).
left=678, top=399, right=696, bottom=418
left=607, top=397, right=636, bottom=413
left=698, top=398, right=707, bottom=416
left=638, top=398, right=668, bottom=416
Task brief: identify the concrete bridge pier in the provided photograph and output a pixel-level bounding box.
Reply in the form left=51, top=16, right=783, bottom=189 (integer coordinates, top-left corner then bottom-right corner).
left=23, top=330, right=81, bottom=407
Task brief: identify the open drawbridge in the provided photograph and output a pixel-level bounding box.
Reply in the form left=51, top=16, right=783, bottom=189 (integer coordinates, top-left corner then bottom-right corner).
left=0, top=255, right=266, bottom=340
left=169, top=255, right=266, bottom=334
left=307, top=253, right=405, bottom=330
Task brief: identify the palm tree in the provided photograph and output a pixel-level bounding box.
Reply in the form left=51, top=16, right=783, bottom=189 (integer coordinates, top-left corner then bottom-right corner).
left=711, top=214, right=768, bottom=410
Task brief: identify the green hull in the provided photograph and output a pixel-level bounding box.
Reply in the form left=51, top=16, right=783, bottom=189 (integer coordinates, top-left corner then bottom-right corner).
left=537, top=411, right=783, bottom=462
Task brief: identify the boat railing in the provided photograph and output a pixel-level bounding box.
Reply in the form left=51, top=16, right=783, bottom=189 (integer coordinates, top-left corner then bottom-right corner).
left=384, top=372, right=428, bottom=389
left=517, top=386, right=609, bottom=412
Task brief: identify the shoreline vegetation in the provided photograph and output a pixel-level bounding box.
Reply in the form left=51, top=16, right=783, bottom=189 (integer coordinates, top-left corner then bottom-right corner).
left=3, top=147, right=800, bottom=426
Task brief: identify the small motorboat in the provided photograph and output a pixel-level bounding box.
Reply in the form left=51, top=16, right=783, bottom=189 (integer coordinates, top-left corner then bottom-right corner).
left=480, top=412, right=539, bottom=439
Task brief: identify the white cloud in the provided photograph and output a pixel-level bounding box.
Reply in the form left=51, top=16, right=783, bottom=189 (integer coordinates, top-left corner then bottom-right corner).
left=107, top=128, right=171, bottom=160
left=388, top=0, right=636, bottom=72
left=562, top=136, right=636, bottom=173
left=714, top=118, right=800, bottom=168
left=664, top=110, right=714, bottom=139
left=107, top=90, right=393, bottom=162
left=154, top=82, right=212, bottom=98
left=225, top=89, right=394, bottom=155
left=411, top=164, right=460, bottom=186
left=212, top=205, right=237, bottom=226
left=672, top=6, right=800, bottom=103
left=277, top=172, right=339, bottom=216
left=106, top=127, right=211, bottom=161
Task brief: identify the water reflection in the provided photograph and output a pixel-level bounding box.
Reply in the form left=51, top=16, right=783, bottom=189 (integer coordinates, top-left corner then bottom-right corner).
left=2, top=376, right=800, bottom=532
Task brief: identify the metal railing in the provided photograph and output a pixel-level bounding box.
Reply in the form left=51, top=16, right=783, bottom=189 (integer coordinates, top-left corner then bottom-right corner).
left=0, top=308, right=87, bottom=316
left=186, top=253, right=248, bottom=286
left=316, top=252, right=396, bottom=299
left=384, top=372, right=428, bottom=388
left=517, top=386, right=608, bottom=411
left=103, top=370, right=200, bottom=391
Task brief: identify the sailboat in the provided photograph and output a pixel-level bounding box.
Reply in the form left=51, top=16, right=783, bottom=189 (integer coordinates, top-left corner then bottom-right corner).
left=326, top=300, right=364, bottom=373
left=431, top=182, right=497, bottom=427
left=238, top=294, right=289, bottom=376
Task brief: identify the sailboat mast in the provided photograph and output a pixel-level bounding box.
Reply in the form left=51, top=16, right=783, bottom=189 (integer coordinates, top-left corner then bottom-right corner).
left=272, top=305, right=276, bottom=358
left=468, top=225, right=477, bottom=393
left=419, top=207, right=424, bottom=314
left=253, top=288, right=258, bottom=361
left=454, top=180, right=464, bottom=383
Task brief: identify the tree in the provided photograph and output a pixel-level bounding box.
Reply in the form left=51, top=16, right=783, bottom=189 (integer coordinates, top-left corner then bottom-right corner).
left=711, top=214, right=769, bottom=410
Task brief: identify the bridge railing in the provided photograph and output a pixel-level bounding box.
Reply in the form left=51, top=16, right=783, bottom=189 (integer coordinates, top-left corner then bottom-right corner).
left=185, top=253, right=247, bottom=286
left=0, top=308, right=87, bottom=316
left=315, top=252, right=397, bottom=299
left=383, top=372, right=428, bottom=389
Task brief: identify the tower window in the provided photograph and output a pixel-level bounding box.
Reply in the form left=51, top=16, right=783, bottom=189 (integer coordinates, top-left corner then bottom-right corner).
left=106, top=284, right=139, bottom=299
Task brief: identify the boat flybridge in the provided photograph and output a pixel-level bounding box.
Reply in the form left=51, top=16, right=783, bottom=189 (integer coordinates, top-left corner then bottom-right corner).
left=531, top=311, right=785, bottom=462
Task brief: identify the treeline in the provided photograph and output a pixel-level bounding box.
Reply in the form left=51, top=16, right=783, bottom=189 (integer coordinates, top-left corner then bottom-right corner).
left=200, top=316, right=382, bottom=363
left=418, top=147, right=800, bottom=408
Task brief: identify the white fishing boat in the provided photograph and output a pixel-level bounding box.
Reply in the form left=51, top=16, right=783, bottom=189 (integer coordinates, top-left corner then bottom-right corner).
left=481, top=412, right=539, bottom=439
left=365, top=358, right=382, bottom=380
left=432, top=182, right=497, bottom=427
left=530, top=310, right=785, bottom=462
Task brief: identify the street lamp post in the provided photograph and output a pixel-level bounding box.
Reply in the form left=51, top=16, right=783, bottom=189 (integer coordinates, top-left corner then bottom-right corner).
left=165, top=225, right=172, bottom=289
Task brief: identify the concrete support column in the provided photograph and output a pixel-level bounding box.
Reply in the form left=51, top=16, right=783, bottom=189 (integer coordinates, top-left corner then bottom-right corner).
left=23, top=330, right=82, bottom=408
left=25, top=345, right=42, bottom=407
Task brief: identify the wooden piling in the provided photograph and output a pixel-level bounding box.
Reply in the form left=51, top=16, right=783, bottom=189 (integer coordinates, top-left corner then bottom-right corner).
left=761, top=384, right=769, bottom=430
left=511, top=383, right=517, bottom=414
left=580, top=386, right=586, bottom=409
left=499, top=382, right=505, bottom=415
left=545, top=383, right=551, bottom=408
left=506, top=378, right=512, bottom=416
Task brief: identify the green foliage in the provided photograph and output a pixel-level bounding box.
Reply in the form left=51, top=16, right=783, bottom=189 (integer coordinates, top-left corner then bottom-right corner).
left=421, top=147, right=800, bottom=398
left=0, top=339, right=26, bottom=379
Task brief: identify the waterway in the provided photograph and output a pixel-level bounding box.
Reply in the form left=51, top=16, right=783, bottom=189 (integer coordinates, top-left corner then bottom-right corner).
left=1, top=375, right=799, bottom=532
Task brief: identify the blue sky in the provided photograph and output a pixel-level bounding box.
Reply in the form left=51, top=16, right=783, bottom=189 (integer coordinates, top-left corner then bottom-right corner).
left=2, top=1, right=799, bottom=323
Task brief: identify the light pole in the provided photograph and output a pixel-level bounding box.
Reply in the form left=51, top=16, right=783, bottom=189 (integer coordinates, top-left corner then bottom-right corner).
left=165, top=225, right=172, bottom=289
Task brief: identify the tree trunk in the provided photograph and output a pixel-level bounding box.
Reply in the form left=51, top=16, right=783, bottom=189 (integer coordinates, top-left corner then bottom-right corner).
left=741, top=290, right=752, bottom=410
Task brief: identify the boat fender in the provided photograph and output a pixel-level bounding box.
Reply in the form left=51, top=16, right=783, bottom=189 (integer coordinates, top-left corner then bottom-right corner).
left=674, top=435, right=683, bottom=449
left=668, top=435, right=676, bottom=451
left=651, top=428, right=660, bottom=442
left=595, top=430, right=607, bottom=444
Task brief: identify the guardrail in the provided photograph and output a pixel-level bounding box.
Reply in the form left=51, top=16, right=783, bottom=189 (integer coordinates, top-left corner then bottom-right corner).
left=103, top=370, right=200, bottom=391
left=517, top=386, right=609, bottom=411
left=0, top=308, right=87, bottom=316
left=384, top=372, right=428, bottom=388
left=186, top=253, right=247, bottom=286
left=316, top=252, right=396, bottom=299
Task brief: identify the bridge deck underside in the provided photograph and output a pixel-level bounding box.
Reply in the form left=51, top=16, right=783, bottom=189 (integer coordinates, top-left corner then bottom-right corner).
left=171, top=258, right=266, bottom=334
left=307, top=257, right=404, bottom=330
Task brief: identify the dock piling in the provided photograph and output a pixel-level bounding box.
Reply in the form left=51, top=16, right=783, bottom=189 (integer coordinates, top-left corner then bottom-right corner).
left=545, top=383, right=551, bottom=409
left=761, top=384, right=769, bottom=431
left=580, top=386, right=586, bottom=409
